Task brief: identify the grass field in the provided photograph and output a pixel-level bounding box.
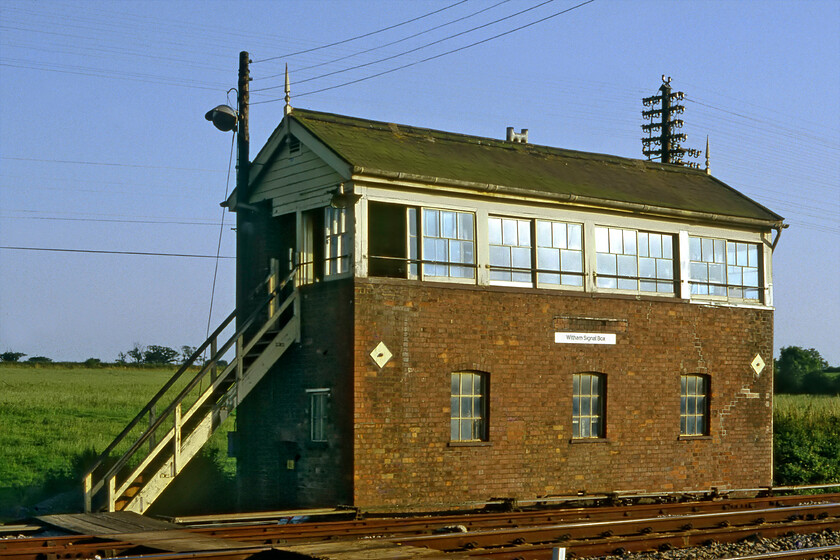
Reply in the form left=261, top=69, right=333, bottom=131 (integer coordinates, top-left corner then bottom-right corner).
left=773, top=394, right=840, bottom=487
left=0, top=363, right=234, bottom=518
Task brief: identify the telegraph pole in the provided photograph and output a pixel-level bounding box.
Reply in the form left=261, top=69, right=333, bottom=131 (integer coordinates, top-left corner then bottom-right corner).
left=236, top=51, right=251, bottom=330
left=642, top=77, right=701, bottom=167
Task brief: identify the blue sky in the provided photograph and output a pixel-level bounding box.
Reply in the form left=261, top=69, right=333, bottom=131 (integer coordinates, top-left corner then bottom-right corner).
left=1, top=0, right=838, bottom=365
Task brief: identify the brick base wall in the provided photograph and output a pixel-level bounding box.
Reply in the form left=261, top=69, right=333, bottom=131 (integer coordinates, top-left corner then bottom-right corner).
left=236, top=279, right=355, bottom=509
left=353, top=278, right=773, bottom=508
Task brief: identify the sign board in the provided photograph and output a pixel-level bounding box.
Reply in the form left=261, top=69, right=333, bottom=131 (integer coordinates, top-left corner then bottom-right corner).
left=555, top=332, right=616, bottom=345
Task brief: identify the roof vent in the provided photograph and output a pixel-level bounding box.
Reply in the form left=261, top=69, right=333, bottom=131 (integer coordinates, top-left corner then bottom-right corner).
left=506, top=127, right=528, bottom=143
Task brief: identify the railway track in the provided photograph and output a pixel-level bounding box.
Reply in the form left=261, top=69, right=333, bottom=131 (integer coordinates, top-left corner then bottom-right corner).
left=1, top=493, right=838, bottom=560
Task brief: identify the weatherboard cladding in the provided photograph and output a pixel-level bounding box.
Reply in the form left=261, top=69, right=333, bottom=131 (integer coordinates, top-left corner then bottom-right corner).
left=284, top=108, right=781, bottom=225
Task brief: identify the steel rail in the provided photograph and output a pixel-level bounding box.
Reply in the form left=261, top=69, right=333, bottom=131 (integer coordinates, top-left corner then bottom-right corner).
left=473, top=519, right=840, bottom=559
left=390, top=502, right=840, bottom=551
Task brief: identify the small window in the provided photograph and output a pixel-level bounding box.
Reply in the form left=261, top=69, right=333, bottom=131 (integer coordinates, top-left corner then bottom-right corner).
left=572, top=373, right=606, bottom=438
left=680, top=375, right=709, bottom=436
left=309, top=390, right=329, bottom=442
left=595, top=227, right=675, bottom=293
left=450, top=371, right=488, bottom=441
left=689, top=236, right=761, bottom=301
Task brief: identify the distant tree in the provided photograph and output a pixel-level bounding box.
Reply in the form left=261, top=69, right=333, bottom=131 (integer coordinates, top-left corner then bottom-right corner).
left=1, top=351, right=26, bottom=362
left=127, top=344, right=145, bottom=364
left=116, top=352, right=128, bottom=365
left=775, top=346, right=829, bottom=394
left=27, top=356, right=52, bottom=363
left=142, top=345, right=179, bottom=365
left=84, top=358, right=102, bottom=368
left=180, top=345, right=199, bottom=365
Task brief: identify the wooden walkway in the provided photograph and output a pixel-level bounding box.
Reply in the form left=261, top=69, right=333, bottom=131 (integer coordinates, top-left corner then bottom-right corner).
left=36, top=512, right=254, bottom=552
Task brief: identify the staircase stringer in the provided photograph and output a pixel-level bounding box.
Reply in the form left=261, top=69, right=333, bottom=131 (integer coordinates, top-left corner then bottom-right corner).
left=84, top=267, right=299, bottom=514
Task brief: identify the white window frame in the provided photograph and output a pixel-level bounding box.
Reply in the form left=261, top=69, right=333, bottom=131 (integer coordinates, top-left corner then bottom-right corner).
left=689, top=235, right=762, bottom=303
left=594, top=226, right=677, bottom=295
left=307, top=388, right=330, bottom=442
left=325, top=206, right=351, bottom=278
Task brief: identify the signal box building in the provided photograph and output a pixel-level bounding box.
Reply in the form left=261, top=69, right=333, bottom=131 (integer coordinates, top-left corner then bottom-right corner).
left=226, top=108, right=783, bottom=510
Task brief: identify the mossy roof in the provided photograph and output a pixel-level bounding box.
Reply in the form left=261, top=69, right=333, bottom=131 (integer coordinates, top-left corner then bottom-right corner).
left=287, top=108, right=782, bottom=225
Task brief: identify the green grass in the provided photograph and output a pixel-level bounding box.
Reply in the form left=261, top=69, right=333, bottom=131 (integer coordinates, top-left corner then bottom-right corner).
left=0, top=363, right=235, bottom=517
left=774, top=394, right=840, bottom=487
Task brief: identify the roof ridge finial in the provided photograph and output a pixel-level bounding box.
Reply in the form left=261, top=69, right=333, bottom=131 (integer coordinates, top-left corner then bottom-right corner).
left=284, top=64, right=292, bottom=116
left=705, top=135, right=711, bottom=175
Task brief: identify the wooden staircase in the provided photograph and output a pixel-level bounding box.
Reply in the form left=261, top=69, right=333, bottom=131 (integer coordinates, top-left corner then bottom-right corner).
left=83, top=268, right=299, bottom=514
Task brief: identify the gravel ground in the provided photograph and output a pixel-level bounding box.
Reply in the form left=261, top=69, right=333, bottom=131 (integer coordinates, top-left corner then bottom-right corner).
left=580, top=529, right=840, bottom=559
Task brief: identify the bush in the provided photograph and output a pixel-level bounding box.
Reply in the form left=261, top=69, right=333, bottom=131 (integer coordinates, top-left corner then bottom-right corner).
left=27, top=356, right=52, bottom=363
left=84, top=358, right=102, bottom=368
left=1, top=351, right=26, bottom=362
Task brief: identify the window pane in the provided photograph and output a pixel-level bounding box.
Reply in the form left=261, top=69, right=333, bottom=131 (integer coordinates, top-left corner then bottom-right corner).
left=649, top=234, right=662, bottom=258
left=714, top=239, right=726, bottom=263
left=595, top=227, right=609, bottom=253
left=623, top=230, right=636, bottom=255
left=488, top=218, right=502, bottom=244
left=451, top=419, right=459, bottom=440
left=737, top=243, right=748, bottom=266
left=597, top=276, right=617, bottom=289
left=439, top=211, right=454, bottom=238
left=597, top=253, right=617, bottom=275
left=618, top=278, right=637, bottom=290
left=573, top=374, right=580, bottom=394
left=424, top=210, right=439, bottom=236
left=609, top=228, right=623, bottom=254
left=538, top=247, right=559, bottom=270
left=518, top=220, right=531, bottom=246
left=580, top=417, right=591, bottom=438
left=709, top=263, right=724, bottom=283
left=728, top=266, right=742, bottom=286
left=568, top=224, right=582, bottom=250
left=490, top=245, right=511, bottom=267
left=458, top=213, right=474, bottom=240
left=689, top=237, right=701, bottom=261
left=461, top=397, right=472, bottom=417
left=657, top=259, right=673, bottom=280
left=450, top=397, right=458, bottom=416
left=662, top=236, right=672, bottom=258
left=511, top=247, right=531, bottom=268
left=461, top=420, right=472, bottom=439
left=572, top=396, right=580, bottom=416
left=536, top=221, right=552, bottom=247
left=748, top=244, right=758, bottom=266
left=562, top=250, right=582, bottom=273
left=503, top=219, right=518, bottom=245
left=701, top=238, right=713, bottom=262
left=743, top=267, right=758, bottom=287
left=641, top=257, right=657, bottom=279
left=638, top=232, right=649, bottom=257
left=561, top=274, right=582, bottom=286
left=617, top=254, right=637, bottom=277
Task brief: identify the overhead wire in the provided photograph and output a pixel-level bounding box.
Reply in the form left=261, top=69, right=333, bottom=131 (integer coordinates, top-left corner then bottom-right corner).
left=253, top=0, right=596, bottom=103
left=252, top=0, right=560, bottom=93
left=256, top=0, right=512, bottom=80
left=252, top=0, right=470, bottom=63
left=0, top=246, right=235, bottom=259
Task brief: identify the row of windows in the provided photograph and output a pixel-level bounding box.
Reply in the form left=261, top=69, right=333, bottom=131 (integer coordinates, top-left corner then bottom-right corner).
left=368, top=202, right=764, bottom=302
left=450, top=372, right=710, bottom=442
left=307, top=373, right=710, bottom=443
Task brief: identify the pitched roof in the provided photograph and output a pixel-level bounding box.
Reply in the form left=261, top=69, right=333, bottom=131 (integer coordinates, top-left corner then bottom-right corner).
left=284, top=108, right=782, bottom=227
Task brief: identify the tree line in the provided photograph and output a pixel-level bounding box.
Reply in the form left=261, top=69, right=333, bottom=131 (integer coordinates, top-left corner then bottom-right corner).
left=774, top=346, right=840, bottom=395
left=0, top=344, right=202, bottom=366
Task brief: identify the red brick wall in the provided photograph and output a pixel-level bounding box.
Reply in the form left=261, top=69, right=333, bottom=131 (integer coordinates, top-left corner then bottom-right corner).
left=352, top=277, right=773, bottom=508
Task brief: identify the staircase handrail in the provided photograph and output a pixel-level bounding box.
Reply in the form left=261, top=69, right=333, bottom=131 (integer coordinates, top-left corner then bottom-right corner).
left=83, top=267, right=297, bottom=491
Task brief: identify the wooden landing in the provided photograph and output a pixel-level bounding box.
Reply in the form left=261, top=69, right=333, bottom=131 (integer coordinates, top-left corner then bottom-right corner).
left=36, top=512, right=254, bottom=552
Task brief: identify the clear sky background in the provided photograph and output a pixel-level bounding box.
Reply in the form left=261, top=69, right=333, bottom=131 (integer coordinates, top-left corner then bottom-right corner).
left=1, top=0, right=838, bottom=365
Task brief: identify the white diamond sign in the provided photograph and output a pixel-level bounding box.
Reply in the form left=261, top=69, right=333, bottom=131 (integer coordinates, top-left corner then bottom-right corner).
left=370, top=341, right=392, bottom=369
left=751, top=353, right=766, bottom=375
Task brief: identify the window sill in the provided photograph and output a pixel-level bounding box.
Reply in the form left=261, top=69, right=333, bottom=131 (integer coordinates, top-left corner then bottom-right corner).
left=678, top=435, right=712, bottom=441
left=570, top=437, right=610, bottom=444
left=448, top=441, right=492, bottom=447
